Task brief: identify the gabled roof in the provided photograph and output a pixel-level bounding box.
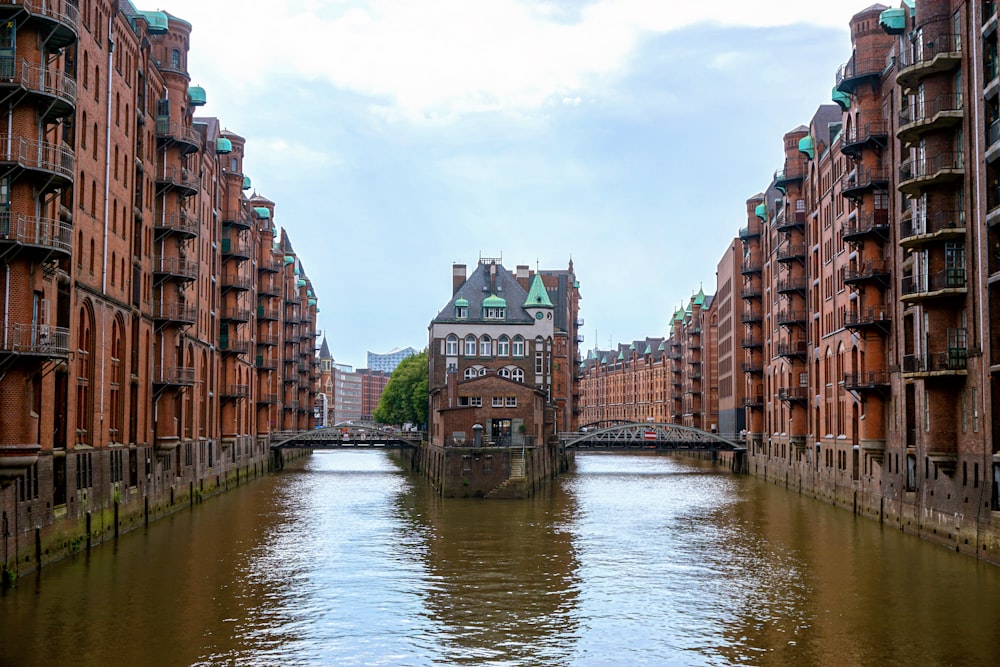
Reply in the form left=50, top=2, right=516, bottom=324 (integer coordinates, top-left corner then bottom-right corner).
left=432, top=262, right=534, bottom=324
left=319, top=336, right=332, bottom=361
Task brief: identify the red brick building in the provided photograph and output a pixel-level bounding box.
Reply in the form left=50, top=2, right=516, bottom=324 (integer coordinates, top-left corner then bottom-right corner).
left=0, top=1, right=317, bottom=576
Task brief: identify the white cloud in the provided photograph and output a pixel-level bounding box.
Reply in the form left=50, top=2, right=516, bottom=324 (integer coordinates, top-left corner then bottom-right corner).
left=168, top=0, right=862, bottom=121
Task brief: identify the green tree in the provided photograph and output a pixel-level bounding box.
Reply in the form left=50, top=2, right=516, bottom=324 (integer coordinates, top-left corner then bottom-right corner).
left=373, top=350, right=428, bottom=427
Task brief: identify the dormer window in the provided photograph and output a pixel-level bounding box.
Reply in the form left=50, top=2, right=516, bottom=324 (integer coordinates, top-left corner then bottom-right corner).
left=455, top=298, right=469, bottom=319
left=482, top=294, right=506, bottom=320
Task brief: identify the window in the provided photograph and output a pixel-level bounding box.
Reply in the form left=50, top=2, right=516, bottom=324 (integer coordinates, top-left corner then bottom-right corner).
left=484, top=307, right=505, bottom=319
left=456, top=304, right=468, bottom=319
left=480, top=336, right=491, bottom=357
left=459, top=396, right=482, bottom=407
left=464, top=335, right=476, bottom=356
left=535, top=351, right=544, bottom=374
left=512, top=336, right=525, bottom=357
left=445, top=335, right=458, bottom=356
left=511, top=368, right=525, bottom=383
left=171, top=49, right=181, bottom=68
left=505, top=396, right=517, bottom=407
left=497, top=336, right=509, bottom=356
left=498, top=367, right=511, bottom=379
left=492, top=397, right=504, bottom=407
left=464, top=367, right=479, bottom=380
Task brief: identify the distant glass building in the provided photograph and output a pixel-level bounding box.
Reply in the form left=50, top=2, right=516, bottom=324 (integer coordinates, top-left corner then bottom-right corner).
left=367, top=347, right=418, bottom=374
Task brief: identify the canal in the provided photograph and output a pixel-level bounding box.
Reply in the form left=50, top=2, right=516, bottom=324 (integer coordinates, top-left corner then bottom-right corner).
left=2, top=452, right=1000, bottom=666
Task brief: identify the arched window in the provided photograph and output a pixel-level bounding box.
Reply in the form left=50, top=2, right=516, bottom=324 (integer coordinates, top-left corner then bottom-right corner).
left=171, top=49, right=181, bottom=68
left=445, top=334, right=458, bottom=356
left=498, top=367, right=511, bottom=379
left=497, top=335, right=510, bottom=357
left=512, top=336, right=525, bottom=357
left=479, top=335, right=491, bottom=357
left=464, top=367, right=478, bottom=380
left=511, top=368, right=525, bottom=383
left=464, top=335, right=476, bottom=356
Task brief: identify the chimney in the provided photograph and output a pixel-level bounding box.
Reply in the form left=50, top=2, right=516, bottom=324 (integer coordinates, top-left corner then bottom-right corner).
left=452, top=264, right=466, bottom=295
left=516, top=265, right=530, bottom=290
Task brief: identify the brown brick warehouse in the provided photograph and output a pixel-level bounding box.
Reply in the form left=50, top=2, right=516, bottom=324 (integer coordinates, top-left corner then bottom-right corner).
left=0, top=1, right=318, bottom=578
left=580, top=1, right=1000, bottom=564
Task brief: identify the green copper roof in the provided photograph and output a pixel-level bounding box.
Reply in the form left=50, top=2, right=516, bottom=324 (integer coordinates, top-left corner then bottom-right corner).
left=254, top=206, right=271, bottom=220
left=483, top=294, right=506, bottom=308
left=138, top=11, right=169, bottom=33
left=297, top=279, right=306, bottom=288
left=673, top=308, right=685, bottom=323
left=242, top=176, right=252, bottom=190
left=308, top=298, right=317, bottom=306
left=455, top=298, right=469, bottom=307
left=216, top=137, right=232, bottom=154
left=629, top=343, right=635, bottom=350
left=880, top=7, right=906, bottom=34
left=644, top=344, right=652, bottom=354
left=523, top=274, right=553, bottom=308
left=283, top=255, right=294, bottom=265
left=755, top=203, right=767, bottom=220
left=832, top=86, right=851, bottom=111
left=188, top=85, right=206, bottom=106
left=658, top=341, right=665, bottom=351
left=694, top=287, right=706, bottom=306
left=798, top=135, right=815, bottom=160
left=617, top=350, right=625, bottom=361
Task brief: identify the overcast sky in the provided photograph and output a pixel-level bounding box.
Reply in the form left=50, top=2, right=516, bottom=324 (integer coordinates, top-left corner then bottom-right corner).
left=159, top=0, right=874, bottom=369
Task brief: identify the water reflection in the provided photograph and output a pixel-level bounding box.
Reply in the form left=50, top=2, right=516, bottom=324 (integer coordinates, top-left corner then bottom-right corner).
left=3, top=452, right=1000, bottom=666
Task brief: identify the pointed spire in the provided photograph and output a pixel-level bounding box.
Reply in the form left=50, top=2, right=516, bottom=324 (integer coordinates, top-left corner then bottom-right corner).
left=523, top=273, right=553, bottom=308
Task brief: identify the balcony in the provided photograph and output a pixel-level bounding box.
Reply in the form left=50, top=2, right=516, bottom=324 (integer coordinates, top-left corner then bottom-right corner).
left=256, top=355, right=278, bottom=371
left=739, top=225, right=760, bottom=241
left=775, top=209, right=806, bottom=234
left=776, top=242, right=807, bottom=264
left=776, top=340, right=808, bottom=359
left=840, top=166, right=890, bottom=201
left=153, top=366, right=195, bottom=387
left=156, top=165, right=199, bottom=196
left=219, top=338, right=251, bottom=355
left=843, top=370, right=891, bottom=393
left=743, top=392, right=765, bottom=409
left=220, top=307, right=251, bottom=323
left=256, top=305, right=279, bottom=321
left=257, top=393, right=279, bottom=405
left=897, top=93, right=963, bottom=146
left=896, top=33, right=962, bottom=90
left=741, top=254, right=762, bottom=275
left=0, top=323, right=70, bottom=358
left=0, top=58, right=77, bottom=119
left=836, top=55, right=885, bottom=94
left=741, top=309, right=762, bottom=324
left=843, top=305, right=892, bottom=333
left=221, top=237, right=251, bottom=261
left=0, top=213, right=72, bottom=258
left=222, top=214, right=252, bottom=230
left=776, top=277, right=807, bottom=294
left=153, top=212, right=199, bottom=239
left=842, top=258, right=891, bottom=287
left=840, top=120, right=890, bottom=157
left=257, top=334, right=280, bottom=347
left=221, top=273, right=252, bottom=292
left=741, top=336, right=763, bottom=349
left=774, top=164, right=804, bottom=193
left=776, top=310, right=807, bottom=326
left=2, top=0, right=79, bottom=49
left=901, top=269, right=967, bottom=302
left=155, top=118, right=202, bottom=154
left=899, top=152, right=964, bottom=196
left=257, top=259, right=282, bottom=274
left=741, top=361, right=763, bottom=375
left=153, top=256, right=197, bottom=282
left=221, top=384, right=250, bottom=401
left=843, top=209, right=889, bottom=244
left=740, top=284, right=762, bottom=299
left=777, top=387, right=809, bottom=403
left=153, top=302, right=197, bottom=326
left=0, top=133, right=74, bottom=190
left=899, top=209, right=965, bottom=248
left=259, top=281, right=281, bottom=298
left=902, top=349, right=967, bottom=378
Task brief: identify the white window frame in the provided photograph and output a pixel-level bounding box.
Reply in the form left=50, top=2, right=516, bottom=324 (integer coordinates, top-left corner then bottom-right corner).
left=512, top=336, right=525, bottom=357
left=492, top=396, right=504, bottom=408
left=464, top=335, right=476, bottom=357
left=505, top=396, right=517, bottom=407
left=480, top=336, right=491, bottom=357
left=497, top=336, right=510, bottom=357
left=511, top=368, right=525, bottom=383
left=445, top=335, right=458, bottom=356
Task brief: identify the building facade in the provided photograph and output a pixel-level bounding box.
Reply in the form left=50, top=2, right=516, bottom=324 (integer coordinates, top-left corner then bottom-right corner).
left=579, top=0, right=1000, bottom=563
left=1, top=1, right=318, bottom=576
left=366, top=347, right=417, bottom=374
left=427, top=257, right=581, bottom=447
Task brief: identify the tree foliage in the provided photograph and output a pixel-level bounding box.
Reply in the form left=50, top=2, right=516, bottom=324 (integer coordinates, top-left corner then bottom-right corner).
left=372, top=350, right=428, bottom=427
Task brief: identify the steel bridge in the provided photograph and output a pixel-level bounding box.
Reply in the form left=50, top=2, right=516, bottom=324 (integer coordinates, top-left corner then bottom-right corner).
left=560, top=422, right=745, bottom=454
left=271, top=423, right=423, bottom=450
